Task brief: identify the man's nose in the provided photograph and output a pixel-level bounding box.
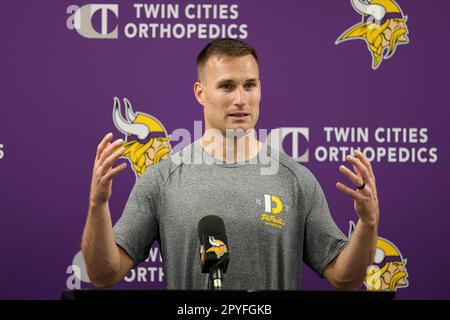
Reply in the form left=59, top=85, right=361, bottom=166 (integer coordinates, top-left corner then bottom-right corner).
left=233, top=87, right=246, bottom=107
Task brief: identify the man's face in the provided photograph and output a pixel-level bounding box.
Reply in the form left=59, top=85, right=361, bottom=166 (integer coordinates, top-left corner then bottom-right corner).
left=195, top=54, right=261, bottom=135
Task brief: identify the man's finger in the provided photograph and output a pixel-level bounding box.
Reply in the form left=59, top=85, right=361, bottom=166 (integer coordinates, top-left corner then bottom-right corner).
left=354, top=150, right=375, bottom=180
left=339, top=165, right=364, bottom=188
left=336, top=182, right=365, bottom=202
left=100, top=147, right=125, bottom=175
left=98, top=138, right=124, bottom=165
left=353, top=163, right=361, bottom=178
left=103, top=162, right=128, bottom=182
left=346, top=155, right=372, bottom=186
left=96, top=133, right=113, bottom=161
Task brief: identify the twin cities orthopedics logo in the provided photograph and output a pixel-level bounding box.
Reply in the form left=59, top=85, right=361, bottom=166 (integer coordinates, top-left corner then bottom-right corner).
left=269, top=127, right=438, bottom=164
left=66, top=3, right=248, bottom=40
left=66, top=4, right=119, bottom=39
left=66, top=248, right=164, bottom=289
left=336, top=0, right=409, bottom=70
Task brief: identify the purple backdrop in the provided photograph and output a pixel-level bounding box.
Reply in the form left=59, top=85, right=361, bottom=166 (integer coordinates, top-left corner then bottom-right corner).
left=1, top=0, right=449, bottom=299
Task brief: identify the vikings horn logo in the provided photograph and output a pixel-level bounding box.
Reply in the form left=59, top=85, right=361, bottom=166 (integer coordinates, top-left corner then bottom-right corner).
left=206, top=236, right=228, bottom=259
left=336, top=0, right=409, bottom=70
left=348, top=221, right=409, bottom=292
left=112, top=97, right=171, bottom=178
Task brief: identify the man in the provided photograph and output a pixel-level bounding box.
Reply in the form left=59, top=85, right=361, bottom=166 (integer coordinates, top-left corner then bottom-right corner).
left=82, top=39, right=379, bottom=290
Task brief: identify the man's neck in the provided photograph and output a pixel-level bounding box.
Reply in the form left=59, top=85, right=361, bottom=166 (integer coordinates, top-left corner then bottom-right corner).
left=200, top=130, right=261, bottom=163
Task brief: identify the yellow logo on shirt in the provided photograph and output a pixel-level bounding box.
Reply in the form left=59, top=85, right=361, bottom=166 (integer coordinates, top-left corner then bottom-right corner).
left=261, top=194, right=285, bottom=229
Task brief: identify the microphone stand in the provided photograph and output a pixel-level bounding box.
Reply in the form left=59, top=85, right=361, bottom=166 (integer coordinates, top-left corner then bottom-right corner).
left=208, top=263, right=224, bottom=290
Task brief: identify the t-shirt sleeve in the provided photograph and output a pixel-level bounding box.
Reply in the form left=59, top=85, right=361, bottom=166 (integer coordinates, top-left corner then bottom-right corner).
left=302, top=170, right=349, bottom=278
left=112, top=166, right=161, bottom=266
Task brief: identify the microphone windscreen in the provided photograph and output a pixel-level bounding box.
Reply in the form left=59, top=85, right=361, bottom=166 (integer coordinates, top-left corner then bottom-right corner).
left=197, top=215, right=230, bottom=274
left=198, top=215, right=228, bottom=244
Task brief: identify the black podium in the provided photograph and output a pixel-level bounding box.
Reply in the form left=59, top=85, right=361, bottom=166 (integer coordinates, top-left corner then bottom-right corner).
left=61, top=289, right=395, bottom=301
left=61, top=290, right=395, bottom=318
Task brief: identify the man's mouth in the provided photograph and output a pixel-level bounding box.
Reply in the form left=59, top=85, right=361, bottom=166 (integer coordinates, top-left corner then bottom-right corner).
left=228, top=112, right=250, bottom=119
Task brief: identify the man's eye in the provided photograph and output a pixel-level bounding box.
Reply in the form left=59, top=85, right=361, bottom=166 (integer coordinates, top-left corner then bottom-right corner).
left=221, top=84, right=234, bottom=90
left=244, top=83, right=256, bottom=89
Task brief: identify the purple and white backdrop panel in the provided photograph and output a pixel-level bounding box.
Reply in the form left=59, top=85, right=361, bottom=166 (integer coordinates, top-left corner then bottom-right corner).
left=0, top=0, right=448, bottom=299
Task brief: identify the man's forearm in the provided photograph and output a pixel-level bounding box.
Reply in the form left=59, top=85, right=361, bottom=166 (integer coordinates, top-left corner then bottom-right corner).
left=332, top=219, right=378, bottom=289
left=81, top=202, right=121, bottom=286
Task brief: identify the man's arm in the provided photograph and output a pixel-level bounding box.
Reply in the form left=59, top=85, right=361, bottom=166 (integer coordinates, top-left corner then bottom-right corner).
left=82, top=203, right=134, bottom=288
left=325, top=150, right=379, bottom=290
left=81, top=133, right=133, bottom=288
left=323, top=219, right=377, bottom=290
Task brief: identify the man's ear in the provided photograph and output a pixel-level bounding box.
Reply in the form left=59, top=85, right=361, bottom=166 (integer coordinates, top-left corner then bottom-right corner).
left=194, top=81, right=205, bottom=107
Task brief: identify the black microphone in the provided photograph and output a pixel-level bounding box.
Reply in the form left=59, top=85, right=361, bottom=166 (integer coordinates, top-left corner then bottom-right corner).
left=198, top=215, right=230, bottom=290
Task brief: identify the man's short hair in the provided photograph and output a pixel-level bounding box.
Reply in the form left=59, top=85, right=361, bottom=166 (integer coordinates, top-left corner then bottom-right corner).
left=196, top=38, right=259, bottom=82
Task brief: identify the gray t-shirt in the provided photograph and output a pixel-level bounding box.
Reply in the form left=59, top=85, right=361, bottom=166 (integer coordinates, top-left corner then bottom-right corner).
left=113, top=140, right=348, bottom=290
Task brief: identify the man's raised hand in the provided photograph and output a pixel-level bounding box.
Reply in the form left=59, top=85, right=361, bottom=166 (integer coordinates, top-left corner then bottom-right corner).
left=89, top=133, right=127, bottom=208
